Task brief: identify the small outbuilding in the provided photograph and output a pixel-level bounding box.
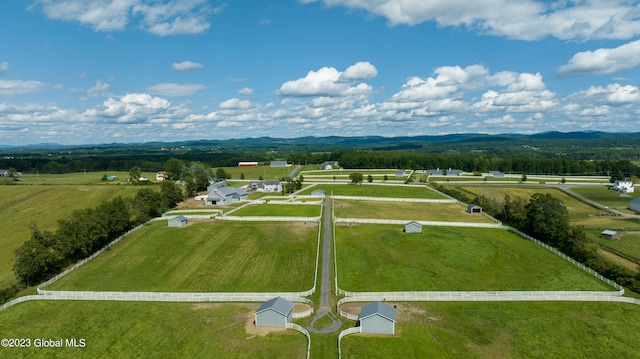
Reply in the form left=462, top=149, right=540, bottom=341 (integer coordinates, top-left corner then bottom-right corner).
left=311, top=189, right=325, bottom=197
left=467, top=204, right=483, bottom=214
left=404, top=221, right=422, bottom=233
left=255, top=297, right=294, bottom=328
left=395, top=169, right=406, bottom=177
left=358, top=301, right=396, bottom=335
left=270, top=160, right=289, bottom=167
left=168, top=216, right=187, bottom=227
left=601, top=230, right=617, bottom=240
left=630, top=197, right=640, bottom=212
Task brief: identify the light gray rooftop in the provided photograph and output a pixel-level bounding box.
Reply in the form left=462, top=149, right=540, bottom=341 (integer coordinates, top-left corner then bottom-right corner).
left=358, top=301, right=396, bottom=322
left=256, top=297, right=294, bottom=316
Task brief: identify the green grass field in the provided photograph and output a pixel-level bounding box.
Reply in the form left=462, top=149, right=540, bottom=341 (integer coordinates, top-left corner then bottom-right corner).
left=453, top=185, right=599, bottom=215
left=16, top=171, right=158, bottom=185
left=229, top=204, right=321, bottom=217
left=0, top=301, right=306, bottom=359
left=588, top=231, right=640, bottom=263
left=299, top=184, right=447, bottom=199
left=220, top=166, right=294, bottom=181
left=49, top=221, right=317, bottom=292
left=341, top=301, right=640, bottom=359
left=334, top=200, right=495, bottom=223
left=0, top=185, right=142, bottom=288
left=336, top=225, right=612, bottom=291
left=570, top=186, right=640, bottom=210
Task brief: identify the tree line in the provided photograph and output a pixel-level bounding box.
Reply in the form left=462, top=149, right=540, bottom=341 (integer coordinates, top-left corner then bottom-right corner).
left=2, top=181, right=184, bottom=303
left=435, top=185, right=640, bottom=293
left=333, top=150, right=638, bottom=178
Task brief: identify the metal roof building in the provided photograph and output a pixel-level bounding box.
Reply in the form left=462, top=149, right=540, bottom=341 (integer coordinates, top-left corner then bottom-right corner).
left=255, top=297, right=294, bottom=328
left=358, top=301, right=396, bottom=335
left=168, top=216, right=187, bottom=227
left=405, top=221, right=422, bottom=233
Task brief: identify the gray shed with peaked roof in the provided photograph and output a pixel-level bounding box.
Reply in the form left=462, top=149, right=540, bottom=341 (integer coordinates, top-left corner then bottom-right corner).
left=601, top=230, right=617, bottom=240
left=168, top=216, right=187, bottom=227
left=467, top=204, right=482, bottom=213
left=255, top=297, right=294, bottom=328
left=358, top=301, right=396, bottom=335
left=405, top=221, right=422, bottom=233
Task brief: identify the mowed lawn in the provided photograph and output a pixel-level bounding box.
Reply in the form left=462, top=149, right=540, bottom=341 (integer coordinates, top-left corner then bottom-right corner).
left=49, top=221, right=317, bottom=292
left=229, top=204, right=321, bottom=217
left=336, top=225, right=612, bottom=291
left=0, top=301, right=306, bottom=359
left=341, top=301, right=640, bottom=359
left=299, top=184, right=447, bottom=199
left=334, top=200, right=495, bottom=223
left=0, top=185, right=142, bottom=288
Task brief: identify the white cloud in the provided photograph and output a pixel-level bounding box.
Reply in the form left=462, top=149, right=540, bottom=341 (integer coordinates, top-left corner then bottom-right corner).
left=302, top=0, right=640, bottom=41
left=172, top=60, right=204, bottom=71
left=33, top=0, right=212, bottom=36
left=571, top=83, right=640, bottom=106
left=338, top=61, right=378, bottom=82
left=0, top=61, right=9, bottom=73
left=558, top=40, right=640, bottom=77
left=86, top=80, right=111, bottom=96
left=237, top=87, right=254, bottom=95
left=148, top=83, right=207, bottom=96
left=278, top=62, right=377, bottom=97
left=0, top=79, right=44, bottom=95
left=219, top=98, right=252, bottom=109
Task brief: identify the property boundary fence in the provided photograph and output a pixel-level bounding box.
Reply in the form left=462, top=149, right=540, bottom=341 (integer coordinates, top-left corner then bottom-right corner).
left=163, top=209, right=223, bottom=215
left=218, top=216, right=321, bottom=222
left=334, top=217, right=503, bottom=228
left=287, top=323, right=311, bottom=359
left=332, top=195, right=455, bottom=203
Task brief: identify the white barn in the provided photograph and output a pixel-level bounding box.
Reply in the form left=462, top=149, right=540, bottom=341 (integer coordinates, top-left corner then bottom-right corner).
left=613, top=180, right=634, bottom=193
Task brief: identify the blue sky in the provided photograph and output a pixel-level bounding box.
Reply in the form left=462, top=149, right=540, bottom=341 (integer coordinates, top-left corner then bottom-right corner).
left=1, top=0, right=639, bottom=146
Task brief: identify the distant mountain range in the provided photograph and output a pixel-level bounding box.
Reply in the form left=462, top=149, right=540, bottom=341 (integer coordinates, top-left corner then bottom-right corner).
left=2, top=131, right=640, bottom=151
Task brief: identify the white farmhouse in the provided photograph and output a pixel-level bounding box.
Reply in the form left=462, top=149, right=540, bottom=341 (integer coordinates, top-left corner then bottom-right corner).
left=613, top=180, right=634, bottom=194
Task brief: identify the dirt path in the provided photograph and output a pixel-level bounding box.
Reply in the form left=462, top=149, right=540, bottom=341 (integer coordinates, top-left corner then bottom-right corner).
left=599, top=248, right=639, bottom=272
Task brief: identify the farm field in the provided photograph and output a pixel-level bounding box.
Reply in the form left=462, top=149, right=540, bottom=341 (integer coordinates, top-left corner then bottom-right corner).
left=299, top=184, right=447, bottom=199
left=0, top=185, right=142, bottom=288
left=16, top=171, right=158, bottom=185
left=452, top=185, right=599, bottom=215
left=0, top=301, right=306, bottom=359
left=589, top=231, right=640, bottom=263
left=220, top=165, right=293, bottom=181
left=334, top=200, right=495, bottom=223
left=229, top=204, right=321, bottom=217
left=336, top=225, right=612, bottom=291
left=340, top=301, right=640, bottom=359
left=570, top=186, right=640, bottom=210
left=49, top=221, right=318, bottom=292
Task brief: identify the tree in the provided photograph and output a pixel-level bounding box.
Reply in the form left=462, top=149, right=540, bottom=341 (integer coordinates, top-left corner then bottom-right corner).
left=349, top=172, right=364, bottom=185
left=561, top=176, right=566, bottom=184
left=129, top=166, right=142, bottom=184
left=521, top=173, right=527, bottom=182
left=215, top=168, right=228, bottom=180
left=163, top=158, right=185, bottom=180
left=240, top=172, right=245, bottom=180
left=13, top=223, right=63, bottom=285
left=160, top=180, right=184, bottom=209
left=383, top=174, right=388, bottom=181
left=523, top=193, right=570, bottom=248
left=367, top=174, right=373, bottom=183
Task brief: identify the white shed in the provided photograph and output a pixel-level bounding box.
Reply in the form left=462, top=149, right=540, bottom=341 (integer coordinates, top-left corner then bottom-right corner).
left=255, top=297, right=294, bottom=328
left=358, top=302, right=396, bottom=335
left=168, top=216, right=187, bottom=227
left=405, top=221, right=422, bottom=233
